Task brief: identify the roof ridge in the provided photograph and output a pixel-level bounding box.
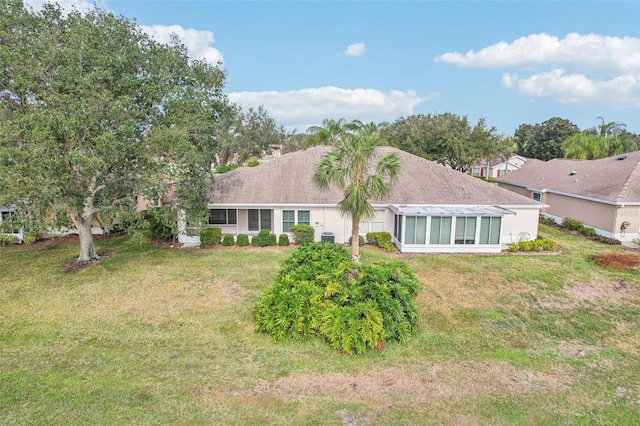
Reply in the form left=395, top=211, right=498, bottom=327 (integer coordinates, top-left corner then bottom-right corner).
left=617, top=152, right=640, bottom=202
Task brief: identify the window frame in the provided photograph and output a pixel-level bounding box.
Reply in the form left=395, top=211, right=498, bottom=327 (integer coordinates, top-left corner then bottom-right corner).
left=479, top=216, right=501, bottom=245
left=454, top=216, right=477, bottom=245
left=208, top=209, right=237, bottom=226
left=282, top=209, right=311, bottom=232
left=249, top=209, right=272, bottom=231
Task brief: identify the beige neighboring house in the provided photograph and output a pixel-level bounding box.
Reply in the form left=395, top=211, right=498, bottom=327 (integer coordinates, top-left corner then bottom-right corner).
left=496, top=151, right=640, bottom=242
left=187, top=146, right=546, bottom=253
left=471, top=155, right=536, bottom=179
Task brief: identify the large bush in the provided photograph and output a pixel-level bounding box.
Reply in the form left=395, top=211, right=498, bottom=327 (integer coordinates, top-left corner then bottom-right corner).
left=251, top=229, right=276, bottom=247
left=253, top=243, right=420, bottom=354
left=289, top=224, right=315, bottom=245
left=278, top=234, right=290, bottom=246
left=561, top=217, right=584, bottom=232
left=200, top=228, right=221, bottom=246
left=222, top=234, right=235, bottom=246
left=236, top=234, right=249, bottom=247
left=366, top=231, right=395, bottom=252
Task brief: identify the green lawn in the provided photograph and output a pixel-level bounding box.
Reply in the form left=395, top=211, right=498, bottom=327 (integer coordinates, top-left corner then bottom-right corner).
left=1, top=225, right=638, bottom=425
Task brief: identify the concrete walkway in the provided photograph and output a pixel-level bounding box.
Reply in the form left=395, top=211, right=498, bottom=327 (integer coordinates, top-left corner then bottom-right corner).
left=621, top=240, right=640, bottom=249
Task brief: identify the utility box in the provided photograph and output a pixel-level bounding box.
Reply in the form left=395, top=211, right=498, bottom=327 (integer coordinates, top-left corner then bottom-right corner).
left=320, top=232, right=335, bottom=243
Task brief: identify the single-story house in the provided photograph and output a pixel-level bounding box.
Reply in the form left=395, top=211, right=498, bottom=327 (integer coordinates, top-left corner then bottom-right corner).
left=495, top=150, right=640, bottom=242
left=188, top=146, right=545, bottom=254
left=471, top=155, right=536, bottom=178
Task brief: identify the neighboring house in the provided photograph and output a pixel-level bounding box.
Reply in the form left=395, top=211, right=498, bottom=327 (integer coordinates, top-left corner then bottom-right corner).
left=0, top=205, right=23, bottom=242
left=193, top=146, right=545, bottom=253
left=471, top=155, right=535, bottom=178
left=495, top=151, right=640, bottom=242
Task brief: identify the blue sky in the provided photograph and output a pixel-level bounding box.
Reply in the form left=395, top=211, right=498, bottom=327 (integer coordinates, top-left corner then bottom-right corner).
left=27, top=1, right=640, bottom=136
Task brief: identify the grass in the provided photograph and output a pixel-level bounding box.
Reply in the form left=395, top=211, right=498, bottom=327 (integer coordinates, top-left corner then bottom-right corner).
left=1, top=225, right=639, bottom=425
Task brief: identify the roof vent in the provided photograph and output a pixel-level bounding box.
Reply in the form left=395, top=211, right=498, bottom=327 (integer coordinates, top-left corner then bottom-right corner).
left=617, top=155, right=627, bottom=160
left=569, top=170, right=577, bottom=176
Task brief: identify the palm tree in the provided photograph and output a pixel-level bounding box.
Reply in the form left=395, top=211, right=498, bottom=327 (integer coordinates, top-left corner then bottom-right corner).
left=313, top=128, right=400, bottom=263
left=303, top=118, right=361, bottom=148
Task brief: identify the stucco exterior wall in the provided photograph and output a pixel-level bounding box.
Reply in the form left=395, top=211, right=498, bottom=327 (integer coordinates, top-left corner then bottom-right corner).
left=501, top=207, right=541, bottom=244
left=497, top=183, right=533, bottom=200
left=543, top=193, right=616, bottom=232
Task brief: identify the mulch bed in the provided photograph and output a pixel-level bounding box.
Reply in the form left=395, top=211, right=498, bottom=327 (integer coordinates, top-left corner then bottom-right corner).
left=63, top=252, right=117, bottom=273
left=590, top=252, right=640, bottom=270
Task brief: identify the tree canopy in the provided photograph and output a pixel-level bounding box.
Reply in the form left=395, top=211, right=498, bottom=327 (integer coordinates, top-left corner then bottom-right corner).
left=381, top=113, right=507, bottom=172
left=514, top=117, right=580, bottom=160
left=0, top=0, right=230, bottom=260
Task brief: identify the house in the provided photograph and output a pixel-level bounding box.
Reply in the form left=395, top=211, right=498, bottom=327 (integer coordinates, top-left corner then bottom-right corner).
left=0, top=205, right=23, bottom=242
left=191, top=146, right=545, bottom=253
left=495, top=151, right=640, bottom=242
left=471, top=155, right=535, bottom=179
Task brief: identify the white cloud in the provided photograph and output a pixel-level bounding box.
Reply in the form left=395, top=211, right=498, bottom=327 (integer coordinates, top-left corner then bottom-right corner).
left=502, top=69, right=639, bottom=108
left=435, top=33, right=640, bottom=75
left=341, top=42, right=366, bottom=57
left=228, top=86, right=436, bottom=131
left=141, top=25, right=224, bottom=64
left=437, top=33, right=640, bottom=109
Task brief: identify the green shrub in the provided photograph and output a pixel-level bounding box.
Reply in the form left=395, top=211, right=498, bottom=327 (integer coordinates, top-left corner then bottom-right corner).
left=236, top=234, right=249, bottom=247
left=215, top=164, right=238, bottom=174
left=200, top=228, right=221, bottom=246
left=0, top=234, right=20, bottom=245
left=251, top=229, right=275, bottom=247
left=254, top=243, right=421, bottom=355
left=561, top=217, right=584, bottom=232
left=509, top=238, right=557, bottom=252
left=289, top=224, right=315, bottom=245
left=539, top=215, right=557, bottom=226
left=278, top=234, right=290, bottom=246
left=580, top=227, right=597, bottom=237
left=246, top=158, right=260, bottom=167
left=366, top=231, right=395, bottom=252
left=143, top=207, right=176, bottom=240
left=348, top=235, right=366, bottom=246
left=222, top=234, right=235, bottom=246
left=23, top=231, right=39, bottom=245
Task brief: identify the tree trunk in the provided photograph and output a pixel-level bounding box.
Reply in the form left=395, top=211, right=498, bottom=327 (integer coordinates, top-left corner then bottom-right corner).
left=351, top=219, right=361, bottom=263
left=71, top=210, right=99, bottom=262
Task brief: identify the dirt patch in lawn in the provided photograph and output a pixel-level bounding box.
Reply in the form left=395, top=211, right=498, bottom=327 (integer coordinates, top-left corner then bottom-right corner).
left=564, top=279, right=638, bottom=305
left=590, top=252, right=640, bottom=270
left=191, top=360, right=573, bottom=422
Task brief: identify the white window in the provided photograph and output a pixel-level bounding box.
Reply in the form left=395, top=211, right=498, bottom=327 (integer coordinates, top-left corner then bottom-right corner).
left=455, top=217, right=477, bottom=245
left=429, top=216, right=452, bottom=245
left=359, top=210, right=386, bottom=233
left=404, top=216, right=427, bottom=244
left=282, top=210, right=310, bottom=232
left=479, top=217, right=501, bottom=244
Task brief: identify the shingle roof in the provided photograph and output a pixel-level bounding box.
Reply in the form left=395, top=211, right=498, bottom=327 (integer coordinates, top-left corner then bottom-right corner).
left=495, top=150, right=640, bottom=203
left=210, top=146, right=542, bottom=206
